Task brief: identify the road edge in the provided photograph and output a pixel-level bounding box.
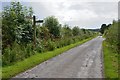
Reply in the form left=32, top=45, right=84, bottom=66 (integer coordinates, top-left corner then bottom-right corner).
left=101, top=40, right=105, bottom=78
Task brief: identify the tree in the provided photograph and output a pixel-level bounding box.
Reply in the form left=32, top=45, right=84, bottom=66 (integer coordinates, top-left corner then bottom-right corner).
left=72, top=26, right=80, bottom=36
left=81, top=28, right=86, bottom=34
left=100, top=24, right=106, bottom=34
left=61, top=24, right=72, bottom=38
left=43, top=16, right=61, bottom=38
left=2, top=2, right=33, bottom=49
left=100, top=24, right=111, bottom=34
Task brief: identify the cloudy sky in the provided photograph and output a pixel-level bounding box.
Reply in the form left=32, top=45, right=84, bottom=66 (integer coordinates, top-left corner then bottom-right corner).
left=1, top=0, right=119, bottom=29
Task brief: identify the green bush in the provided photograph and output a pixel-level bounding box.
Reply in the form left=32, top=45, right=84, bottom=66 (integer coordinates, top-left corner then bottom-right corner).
left=57, top=39, right=66, bottom=47
left=25, top=43, right=34, bottom=58
left=2, top=43, right=22, bottom=66
left=2, top=42, right=34, bottom=66
left=35, top=42, right=45, bottom=53
left=2, top=47, right=11, bottom=66
left=104, top=21, right=119, bottom=52
left=46, top=39, right=56, bottom=51
left=55, top=40, right=62, bottom=48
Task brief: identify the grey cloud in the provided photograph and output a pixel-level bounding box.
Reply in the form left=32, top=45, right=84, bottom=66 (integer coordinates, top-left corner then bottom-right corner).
left=22, top=2, right=118, bottom=29
left=90, top=2, right=117, bottom=15
left=68, top=4, right=85, bottom=10
left=68, top=2, right=117, bottom=15
left=8, top=1, right=118, bottom=29
left=23, top=2, right=53, bottom=19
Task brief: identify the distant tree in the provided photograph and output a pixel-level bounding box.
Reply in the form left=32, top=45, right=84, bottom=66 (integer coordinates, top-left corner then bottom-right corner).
left=61, top=24, right=72, bottom=37
left=43, top=16, right=61, bottom=38
left=72, top=26, right=80, bottom=36
left=107, top=24, right=111, bottom=28
left=100, top=23, right=111, bottom=34
left=81, top=28, right=86, bottom=34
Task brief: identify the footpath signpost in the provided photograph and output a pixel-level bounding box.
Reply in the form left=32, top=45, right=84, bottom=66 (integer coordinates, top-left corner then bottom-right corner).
left=33, top=15, right=43, bottom=48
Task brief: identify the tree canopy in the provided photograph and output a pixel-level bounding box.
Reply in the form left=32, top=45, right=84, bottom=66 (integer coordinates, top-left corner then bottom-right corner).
left=43, top=16, right=61, bottom=38
left=2, top=2, right=33, bottom=49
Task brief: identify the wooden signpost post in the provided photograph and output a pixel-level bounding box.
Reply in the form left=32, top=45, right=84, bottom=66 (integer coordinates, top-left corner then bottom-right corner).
left=33, top=15, right=43, bottom=48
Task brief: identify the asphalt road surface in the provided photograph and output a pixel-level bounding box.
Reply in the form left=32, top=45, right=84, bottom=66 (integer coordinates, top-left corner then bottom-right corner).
left=14, top=36, right=104, bottom=78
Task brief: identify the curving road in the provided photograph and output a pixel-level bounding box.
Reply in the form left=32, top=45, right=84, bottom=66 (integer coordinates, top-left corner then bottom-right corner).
left=14, top=36, right=104, bottom=78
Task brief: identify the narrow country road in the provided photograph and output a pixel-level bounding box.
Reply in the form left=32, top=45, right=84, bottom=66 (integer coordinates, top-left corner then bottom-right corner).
left=14, top=36, right=104, bottom=78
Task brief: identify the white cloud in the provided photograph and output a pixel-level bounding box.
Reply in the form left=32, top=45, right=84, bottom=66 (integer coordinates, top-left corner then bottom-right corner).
left=29, top=1, right=117, bottom=29
left=1, top=0, right=119, bottom=29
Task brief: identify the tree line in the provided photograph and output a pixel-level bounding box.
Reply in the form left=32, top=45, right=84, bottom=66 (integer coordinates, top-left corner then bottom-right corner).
left=2, top=2, right=96, bottom=66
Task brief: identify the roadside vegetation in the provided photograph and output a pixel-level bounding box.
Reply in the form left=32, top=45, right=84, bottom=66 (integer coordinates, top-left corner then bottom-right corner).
left=2, top=37, right=95, bottom=78
left=100, top=21, right=119, bottom=78
left=2, top=2, right=97, bottom=78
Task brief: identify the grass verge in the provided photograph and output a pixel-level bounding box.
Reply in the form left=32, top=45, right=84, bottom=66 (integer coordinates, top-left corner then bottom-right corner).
left=2, top=36, right=95, bottom=78
left=103, top=41, right=118, bottom=78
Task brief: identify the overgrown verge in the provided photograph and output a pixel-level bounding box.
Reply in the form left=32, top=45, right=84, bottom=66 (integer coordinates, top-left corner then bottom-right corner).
left=2, top=36, right=95, bottom=78
left=101, top=21, right=119, bottom=78
left=103, top=41, right=118, bottom=78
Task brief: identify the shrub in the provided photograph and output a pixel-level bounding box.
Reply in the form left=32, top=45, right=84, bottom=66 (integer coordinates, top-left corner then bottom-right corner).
left=55, top=41, right=61, bottom=48
left=36, top=43, right=45, bottom=53
left=46, top=39, right=56, bottom=51
left=2, top=42, right=22, bottom=66
left=2, top=42, right=35, bottom=66
left=105, top=21, right=119, bottom=53
left=25, top=43, right=34, bottom=58
left=2, top=46, right=11, bottom=66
